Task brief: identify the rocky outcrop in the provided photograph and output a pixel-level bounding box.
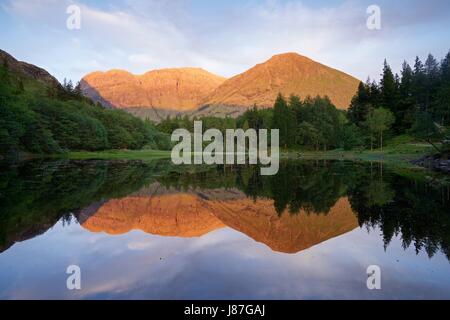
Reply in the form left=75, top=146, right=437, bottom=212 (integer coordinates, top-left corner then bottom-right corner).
left=81, top=68, right=226, bottom=111
left=412, top=154, right=450, bottom=173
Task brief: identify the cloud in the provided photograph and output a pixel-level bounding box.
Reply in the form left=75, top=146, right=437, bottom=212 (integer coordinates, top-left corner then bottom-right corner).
left=2, top=0, right=450, bottom=82
left=2, top=0, right=59, bottom=17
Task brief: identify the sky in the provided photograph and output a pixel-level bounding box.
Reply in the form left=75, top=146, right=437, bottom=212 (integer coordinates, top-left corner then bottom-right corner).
left=1, top=0, right=450, bottom=83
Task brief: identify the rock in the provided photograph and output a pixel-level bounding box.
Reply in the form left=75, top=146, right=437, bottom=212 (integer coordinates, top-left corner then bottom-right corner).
left=81, top=68, right=226, bottom=112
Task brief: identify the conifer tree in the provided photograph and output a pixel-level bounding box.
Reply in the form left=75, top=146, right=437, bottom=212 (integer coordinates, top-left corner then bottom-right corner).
left=397, top=61, right=415, bottom=130
left=436, top=51, right=450, bottom=125
left=380, top=60, right=398, bottom=114
left=272, top=93, right=295, bottom=148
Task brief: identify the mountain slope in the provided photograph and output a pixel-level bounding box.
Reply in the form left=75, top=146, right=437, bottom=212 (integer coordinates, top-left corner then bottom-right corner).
left=0, top=49, right=61, bottom=88
left=81, top=68, right=226, bottom=111
left=0, top=49, right=171, bottom=158
left=202, top=53, right=359, bottom=110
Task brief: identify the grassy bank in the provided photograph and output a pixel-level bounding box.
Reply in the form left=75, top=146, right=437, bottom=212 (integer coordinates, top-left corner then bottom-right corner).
left=286, top=135, right=437, bottom=165
left=53, top=142, right=434, bottom=163
left=290, top=144, right=434, bottom=164
left=57, top=149, right=171, bottom=160
left=31, top=133, right=439, bottom=169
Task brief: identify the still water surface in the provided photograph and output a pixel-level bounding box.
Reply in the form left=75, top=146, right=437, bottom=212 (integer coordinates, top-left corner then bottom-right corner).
left=0, top=160, right=449, bottom=299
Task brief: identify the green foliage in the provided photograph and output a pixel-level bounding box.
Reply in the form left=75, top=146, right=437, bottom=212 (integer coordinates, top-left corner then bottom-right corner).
left=348, top=82, right=372, bottom=126
left=340, top=123, right=364, bottom=150
left=409, top=111, right=449, bottom=153
left=365, top=107, right=395, bottom=150
left=157, top=94, right=347, bottom=151
left=348, top=50, right=450, bottom=152
left=272, top=94, right=296, bottom=148
left=0, top=64, right=171, bottom=158
left=380, top=60, right=398, bottom=115
left=297, top=121, right=322, bottom=150
left=293, top=95, right=346, bottom=150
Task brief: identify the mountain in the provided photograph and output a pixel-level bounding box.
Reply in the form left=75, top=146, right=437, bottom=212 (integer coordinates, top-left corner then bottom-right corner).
left=80, top=68, right=226, bottom=112
left=202, top=53, right=360, bottom=112
left=0, top=49, right=61, bottom=88
left=80, top=52, right=359, bottom=120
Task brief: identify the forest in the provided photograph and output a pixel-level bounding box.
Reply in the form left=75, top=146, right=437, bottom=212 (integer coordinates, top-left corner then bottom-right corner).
left=0, top=61, right=171, bottom=160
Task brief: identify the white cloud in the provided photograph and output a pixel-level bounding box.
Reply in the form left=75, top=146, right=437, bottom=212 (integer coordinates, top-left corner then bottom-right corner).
left=2, top=0, right=450, bottom=82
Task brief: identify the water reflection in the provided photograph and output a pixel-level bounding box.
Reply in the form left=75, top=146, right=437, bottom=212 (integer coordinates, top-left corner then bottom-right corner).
left=78, top=187, right=357, bottom=253
left=0, top=159, right=449, bottom=299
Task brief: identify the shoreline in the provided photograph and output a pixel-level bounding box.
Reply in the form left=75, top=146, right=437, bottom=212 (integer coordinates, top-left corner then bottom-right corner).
left=2, top=143, right=437, bottom=168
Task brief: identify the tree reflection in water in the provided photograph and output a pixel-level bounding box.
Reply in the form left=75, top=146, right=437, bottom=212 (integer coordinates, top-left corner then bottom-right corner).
left=0, top=159, right=449, bottom=259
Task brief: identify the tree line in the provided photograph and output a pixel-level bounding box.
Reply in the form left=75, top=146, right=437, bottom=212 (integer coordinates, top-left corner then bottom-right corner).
left=0, top=61, right=171, bottom=160
left=158, top=94, right=364, bottom=151
left=348, top=51, right=450, bottom=151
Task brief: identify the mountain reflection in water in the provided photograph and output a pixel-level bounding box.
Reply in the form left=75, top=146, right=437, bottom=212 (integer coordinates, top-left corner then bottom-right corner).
left=0, top=159, right=449, bottom=299
left=79, top=187, right=357, bottom=253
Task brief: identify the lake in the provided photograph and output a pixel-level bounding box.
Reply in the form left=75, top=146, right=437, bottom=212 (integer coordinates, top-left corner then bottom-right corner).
left=0, top=159, right=449, bottom=299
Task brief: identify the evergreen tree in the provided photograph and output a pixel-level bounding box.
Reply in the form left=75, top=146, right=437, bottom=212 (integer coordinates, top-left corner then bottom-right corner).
left=66, top=80, right=74, bottom=93
left=272, top=93, right=295, bottom=148
left=412, top=56, right=427, bottom=111
left=436, top=51, right=450, bottom=125
left=380, top=60, right=398, bottom=115
left=348, top=81, right=371, bottom=126
left=424, top=54, right=440, bottom=113
left=73, top=81, right=82, bottom=96
left=397, top=61, right=415, bottom=130
left=368, top=80, right=381, bottom=107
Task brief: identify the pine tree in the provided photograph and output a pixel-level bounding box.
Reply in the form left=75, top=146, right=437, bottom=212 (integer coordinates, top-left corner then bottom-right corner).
left=398, top=61, right=415, bottom=130
left=412, top=56, right=427, bottom=111
left=380, top=59, right=398, bottom=114
left=272, top=93, right=295, bottom=148
left=424, top=54, right=440, bottom=113
left=66, top=80, right=74, bottom=93
left=436, top=50, right=450, bottom=125
left=369, top=79, right=381, bottom=107
left=74, top=81, right=82, bottom=96
left=348, top=81, right=371, bottom=126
